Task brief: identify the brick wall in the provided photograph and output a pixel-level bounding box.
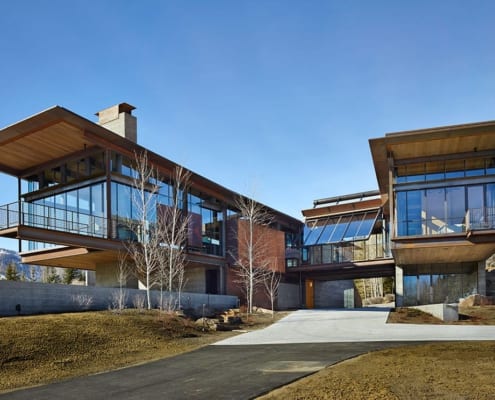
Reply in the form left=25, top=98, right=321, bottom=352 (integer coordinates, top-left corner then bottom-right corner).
left=225, top=217, right=288, bottom=309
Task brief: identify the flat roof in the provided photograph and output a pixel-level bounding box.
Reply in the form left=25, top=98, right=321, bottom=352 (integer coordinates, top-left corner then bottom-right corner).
left=369, top=119, right=495, bottom=194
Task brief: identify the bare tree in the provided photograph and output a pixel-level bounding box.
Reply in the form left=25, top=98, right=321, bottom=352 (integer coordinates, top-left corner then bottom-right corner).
left=111, top=251, right=132, bottom=312
left=124, top=150, right=160, bottom=310
left=124, top=151, right=191, bottom=312
left=155, top=166, right=191, bottom=311
left=230, top=195, right=273, bottom=314
left=263, top=268, right=281, bottom=318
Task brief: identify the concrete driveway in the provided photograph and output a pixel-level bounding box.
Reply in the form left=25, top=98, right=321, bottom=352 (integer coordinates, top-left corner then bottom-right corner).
left=2, top=308, right=494, bottom=400
left=216, top=308, right=495, bottom=345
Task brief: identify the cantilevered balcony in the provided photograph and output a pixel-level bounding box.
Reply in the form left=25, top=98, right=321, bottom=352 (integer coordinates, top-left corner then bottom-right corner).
left=395, top=207, right=495, bottom=238
left=0, top=201, right=107, bottom=239
left=392, top=207, right=495, bottom=265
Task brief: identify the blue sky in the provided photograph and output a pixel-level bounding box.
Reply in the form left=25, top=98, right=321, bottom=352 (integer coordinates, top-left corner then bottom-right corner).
left=1, top=0, right=495, bottom=251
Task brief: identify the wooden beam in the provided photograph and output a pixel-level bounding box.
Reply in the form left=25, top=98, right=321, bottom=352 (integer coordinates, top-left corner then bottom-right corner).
left=15, top=225, right=125, bottom=251
left=21, top=247, right=89, bottom=263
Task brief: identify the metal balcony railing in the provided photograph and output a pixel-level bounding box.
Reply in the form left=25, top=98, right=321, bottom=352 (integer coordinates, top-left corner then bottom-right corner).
left=0, top=201, right=107, bottom=238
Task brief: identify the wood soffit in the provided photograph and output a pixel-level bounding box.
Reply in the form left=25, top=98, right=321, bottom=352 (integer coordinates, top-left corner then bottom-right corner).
left=302, top=197, right=385, bottom=219
left=369, top=120, right=495, bottom=194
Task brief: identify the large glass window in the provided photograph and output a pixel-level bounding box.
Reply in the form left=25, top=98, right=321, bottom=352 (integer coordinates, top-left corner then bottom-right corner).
left=397, top=190, right=423, bottom=236
left=468, top=185, right=484, bottom=229
left=395, top=156, right=495, bottom=183
left=402, top=263, right=478, bottom=306
left=187, top=192, right=224, bottom=256
left=22, top=151, right=106, bottom=192
left=304, top=211, right=378, bottom=246
left=317, top=218, right=339, bottom=243
left=304, top=219, right=327, bottom=246
left=396, top=182, right=495, bottom=236
left=425, top=188, right=445, bottom=234
left=26, top=182, right=107, bottom=237
left=301, top=210, right=383, bottom=265
left=446, top=187, right=465, bottom=233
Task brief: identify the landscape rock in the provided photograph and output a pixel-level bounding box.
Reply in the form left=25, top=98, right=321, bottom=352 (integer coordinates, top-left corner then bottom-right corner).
left=459, top=294, right=494, bottom=307
left=195, top=317, right=218, bottom=331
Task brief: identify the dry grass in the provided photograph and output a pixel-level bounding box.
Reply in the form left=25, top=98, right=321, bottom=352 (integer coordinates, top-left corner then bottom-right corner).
left=259, top=306, right=495, bottom=400
left=259, top=342, right=495, bottom=400
left=387, top=305, right=495, bottom=325
left=2, top=307, right=494, bottom=398
left=0, top=309, right=281, bottom=392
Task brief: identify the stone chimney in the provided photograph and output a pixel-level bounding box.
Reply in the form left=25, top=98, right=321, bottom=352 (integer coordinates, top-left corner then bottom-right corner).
left=96, top=103, right=137, bottom=143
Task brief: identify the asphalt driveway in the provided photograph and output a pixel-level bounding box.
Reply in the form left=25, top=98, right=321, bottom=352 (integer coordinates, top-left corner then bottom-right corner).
left=2, top=308, right=493, bottom=400
left=1, top=341, right=417, bottom=400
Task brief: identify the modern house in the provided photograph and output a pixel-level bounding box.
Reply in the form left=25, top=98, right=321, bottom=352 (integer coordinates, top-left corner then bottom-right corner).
left=369, top=121, right=495, bottom=306
left=0, top=103, right=302, bottom=304
left=1, top=103, right=494, bottom=310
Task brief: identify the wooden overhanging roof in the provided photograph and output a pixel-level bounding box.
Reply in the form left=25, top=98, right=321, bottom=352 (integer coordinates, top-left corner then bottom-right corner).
left=302, top=197, right=383, bottom=220
left=392, top=230, right=495, bottom=265
left=302, top=190, right=386, bottom=220
left=0, top=106, right=301, bottom=228
left=369, top=120, right=495, bottom=194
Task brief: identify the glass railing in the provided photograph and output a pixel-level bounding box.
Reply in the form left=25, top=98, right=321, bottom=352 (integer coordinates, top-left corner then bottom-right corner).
left=299, top=236, right=391, bottom=267
left=396, top=207, right=495, bottom=237
left=466, top=207, right=495, bottom=230
left=0, top=201, right=107, bottom=238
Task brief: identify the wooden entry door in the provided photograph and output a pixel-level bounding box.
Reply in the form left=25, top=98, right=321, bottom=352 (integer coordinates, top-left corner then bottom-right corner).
left=305, top=279, right=314, bottom=309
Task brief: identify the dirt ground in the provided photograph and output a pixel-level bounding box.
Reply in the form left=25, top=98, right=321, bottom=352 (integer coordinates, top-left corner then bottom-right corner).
left=258, top=306, right=495, bottom=400
left=0, top=309, right=282, bottom=392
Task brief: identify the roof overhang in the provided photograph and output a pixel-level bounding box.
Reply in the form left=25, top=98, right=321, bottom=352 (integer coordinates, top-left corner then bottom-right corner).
left=302, top=198, right=384, bottom=219
left=392, top=231, right=495, bottom=264
left=369, top=120, right=495, bottom=195
left=287, top=258, right=395, bottom=280
left=0, top=106, right=133, bottom=177
left=0, top=106, right=302, bottom=227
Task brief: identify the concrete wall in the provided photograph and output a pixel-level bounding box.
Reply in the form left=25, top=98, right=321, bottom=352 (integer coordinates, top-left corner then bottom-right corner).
left=395, top=266, right=404, bottom=307
left=314, top=280, right=355, bottom=308
left=95, top=263, right=138, bottom=288
left=0, top=281, right=237, bottom=317
left=183, top=266, right=206, bottom=293
left=487, top=270, right=495, bottom=297
left=478, top=262, right=486, bottom=295
left=277, top=282, right=300, bottom=309
left=411, top=303, right=459, bottom=322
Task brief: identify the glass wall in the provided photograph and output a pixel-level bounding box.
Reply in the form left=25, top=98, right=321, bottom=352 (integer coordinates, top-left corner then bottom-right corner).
left=304, top=211, right=379, bottom=246
left=110, top=179, right=225, bottom=256
left=396, top=183, right=495, bottom=236
left=302, top=232, right=385, bottom=265
left=187, top=192, right=224, bottom=256
left=402, top=263, right=478, bottom=305
left=110, top=181, right=159, bottom=240
left=301, top=211, right=385, bottom=265
left=21, top=151, right=105, bottom=193
left=18, top=181, right=107, bottom=252
left=395, top=156, right=495, bottom=184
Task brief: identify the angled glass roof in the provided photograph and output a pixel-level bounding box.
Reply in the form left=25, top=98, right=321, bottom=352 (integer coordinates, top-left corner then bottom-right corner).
left=303, top=210, right=380, bottom=246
